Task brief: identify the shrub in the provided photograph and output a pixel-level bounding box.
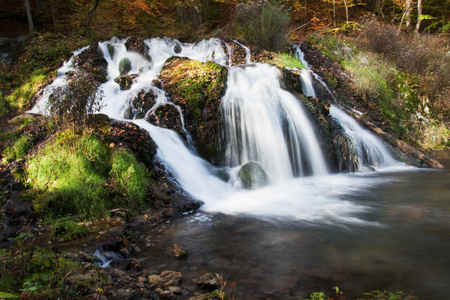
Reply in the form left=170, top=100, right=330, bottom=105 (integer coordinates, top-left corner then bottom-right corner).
left=233, top=2, right=290, bottom=51
left=47, top=70, right=103, bottom=129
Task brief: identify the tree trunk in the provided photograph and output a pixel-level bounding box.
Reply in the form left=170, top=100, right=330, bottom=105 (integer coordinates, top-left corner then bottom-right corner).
left=405, top=0, right=412, bottom=32
left=343, top=0, right=349, bottom=25
left=24, top=0, right=34, bottom=35
left=397, top=0, right=412, bottom=35
left=51, top=0, right=59, bottom=33
left=85, top=0, right=101, bottom=28
left=375, top=0, right=385, bottom=17
left=415, top=0, right=423, bottom=33
left=333, top=0, right=336, bottom=28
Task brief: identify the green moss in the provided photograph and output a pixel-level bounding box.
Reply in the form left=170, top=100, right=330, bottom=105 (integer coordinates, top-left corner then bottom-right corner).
left=267, top=53, right=305, bottom=69
left=164, top=58, right=227, bottom=120
left=26, top=130, right=151, bottom=221
left=1, top=132, right=34, bottom=163
left=110, top=149, right=149, bottom=209
left=26, top=132, right=109, bottom=220
left=51, top=217, right=91, bottom=241
left=6, top=71, right=47, bottom=111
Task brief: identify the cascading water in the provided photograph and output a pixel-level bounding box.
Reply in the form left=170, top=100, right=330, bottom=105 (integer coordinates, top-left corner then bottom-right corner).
left=293, top=44, right=401, bottom=171
left=329, top=105, right=399, bottom=171
left=30, top=37, right=405, bottom=220
left=221, top=63, right=328, bottom=182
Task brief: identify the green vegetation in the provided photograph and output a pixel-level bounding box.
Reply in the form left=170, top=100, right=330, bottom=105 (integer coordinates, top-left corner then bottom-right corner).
left=0, top=232, right=79, bottom=298
left=300, top=287, right=417, bottom=300
left=26, top=130, right=149, bottom=221
left=110, top=149, right=149, bottom=209
left=1, top=132, right=34, bottom=163
left=162, top=58, right=227, bottom=119
left=233, top=1, right=290, bottom=51
left=268, top=52, right=306, bottom=69
left=307, top=30, right=450, bottom=149
left=50, top=217, right=92, bottom=241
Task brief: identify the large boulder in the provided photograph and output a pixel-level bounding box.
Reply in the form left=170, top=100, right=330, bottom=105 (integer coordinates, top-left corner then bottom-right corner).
left=159, top=57, right=228, bottom=164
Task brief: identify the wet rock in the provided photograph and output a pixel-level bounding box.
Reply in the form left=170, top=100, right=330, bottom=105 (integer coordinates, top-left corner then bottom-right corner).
left=114, top=74, right=138, bottom=90
left=281, top=67, right=303, bottom=94
left=125, top=37, right=150, bottom=60
left=119, top=57, right=132, bottom=75
left=173, top=42, right=182, bottom=54
left=238, top=161, right=269, bottom=189
left=168, top=286, right=182, bottom=294
left=75, top=42, right=108, bottom=82
left=126, top=257, right=141, bottom=271
left=172, top=243, right=187, bottom=258
left=131, top=89, right=158, bottom=115
left=192, top=273, right=220, bottom=292
left=148, top=270, right=182, bottom=288
left=147, top=104, right=184, bottom=138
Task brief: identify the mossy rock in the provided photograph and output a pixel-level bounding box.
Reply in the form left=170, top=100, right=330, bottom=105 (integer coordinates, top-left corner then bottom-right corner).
left=119, top=58, right=132, bottom=75
left=159, top=57, right=228, bottom=164
left=238, top=162, right=269, bottom=189
left=114, top=74, right=138, bottom=90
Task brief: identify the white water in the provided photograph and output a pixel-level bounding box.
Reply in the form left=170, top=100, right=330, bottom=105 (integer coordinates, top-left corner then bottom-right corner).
left=29, top=37, right=407, bottom=221
left=294, top=44, right=334, bottom=100
left=294, top=45, right=401, bottom=171
left=330, top=105, right=400, bottom=171
left=222, top=63, right=328, bottom=181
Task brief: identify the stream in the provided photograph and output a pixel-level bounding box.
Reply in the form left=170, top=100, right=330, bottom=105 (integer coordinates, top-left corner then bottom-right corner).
left=136, top=160, right=450, bottom=299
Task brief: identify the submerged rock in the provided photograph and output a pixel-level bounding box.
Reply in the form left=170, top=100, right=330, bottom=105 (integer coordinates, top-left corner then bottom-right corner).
left=238, top=162, right=269, bottom=189
left=192, top=273, right=220, bottom=292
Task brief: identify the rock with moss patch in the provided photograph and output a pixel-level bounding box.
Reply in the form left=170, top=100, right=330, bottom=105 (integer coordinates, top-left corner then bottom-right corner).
left=114, top=74, right=138, bottom=90
left=159, top=57, right=228, bottom=164
left=238, top=161, right=269, bottom=189
left=119, top=58, right=132, bottom=75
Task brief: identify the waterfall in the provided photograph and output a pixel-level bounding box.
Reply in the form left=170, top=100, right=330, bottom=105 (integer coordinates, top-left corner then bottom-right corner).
left=28, top=37, right=406, bottom=219
left=293, top=44, right=401, bottom=171
left=330, top=105, right=399, bottom=171
left=222, top=63, right=328, bottom=182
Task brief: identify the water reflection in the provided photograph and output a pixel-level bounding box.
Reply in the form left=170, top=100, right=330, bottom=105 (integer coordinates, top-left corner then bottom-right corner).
left=137, top=168, right=450, bottom=299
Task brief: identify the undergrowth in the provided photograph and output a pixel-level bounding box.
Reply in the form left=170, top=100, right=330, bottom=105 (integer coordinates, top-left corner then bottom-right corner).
left=233, top=1, right=290, bottom=51
left=307, top=31, right=450, bottom=149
